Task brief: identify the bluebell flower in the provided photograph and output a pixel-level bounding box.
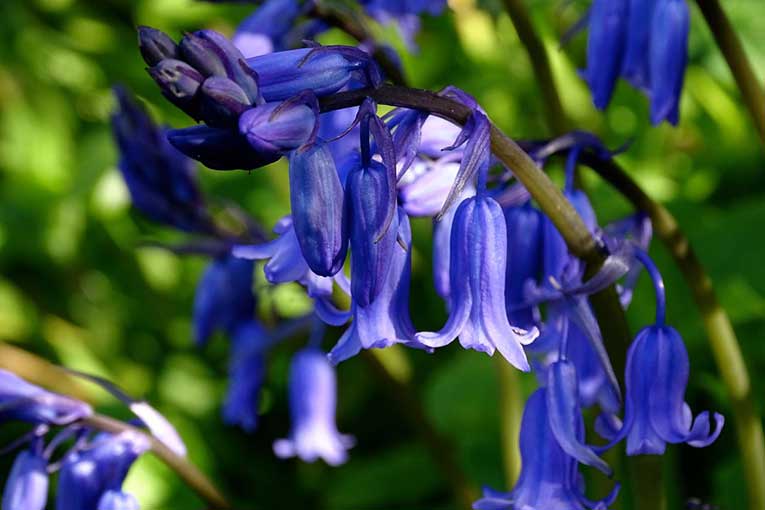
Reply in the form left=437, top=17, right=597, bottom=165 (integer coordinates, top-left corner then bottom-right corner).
left=598, top=324, right=724, bottom=455
left=0, top=369, right=92, bottom=426
left=648, top=0, right=689, bottom=125
left=399, top=159, right=466, bottom=218
left=429, top=186, right=473, bottom=301
left=198, top=76, right=253, bottom=128
left=232, top=0, right=302, bottom=57
left=56, top=431, right=148, bottom=510
left=247, top=46, right=381, bottom=102
left=287, top=142, right=347, bottom=277
left=416, top=194, right=538, bottom=370
left=223, top=321, right=268, bottom=432
left=583, top=0, right=628, bottom=109
left=111, top=87, right=212, bottom=233
left=621, top=0, right=657, bottom=89
left=232, top=216, right=334, bottom=298
left=2, top=446, right=48, bottom=510
left=192, top=255, right=255, bottom=346
left=328, top=207, right=426, bottom=364
left=97, top=491, right=140, bottom=510
left=473, top=389, right=619, bottom=510
left=273, top=348, right=354, bottom=465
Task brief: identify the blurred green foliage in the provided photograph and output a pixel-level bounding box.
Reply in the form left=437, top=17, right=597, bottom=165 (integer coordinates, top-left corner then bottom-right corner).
left=0, top=0, right=763, bottom=508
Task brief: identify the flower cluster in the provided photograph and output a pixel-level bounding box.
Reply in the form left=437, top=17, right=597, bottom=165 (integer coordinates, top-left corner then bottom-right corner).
left=581, top=0, right=690, bottom=124
left=102, top=9, right=721, bottom=510
left=0, top=370, right=183, bottom=510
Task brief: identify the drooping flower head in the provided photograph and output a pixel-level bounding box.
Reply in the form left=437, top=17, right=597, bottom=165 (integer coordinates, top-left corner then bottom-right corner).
left=473, top=389, right=619, bottom=510
left=0, top=369, right=92, bottom=426
left=273, top=348, right=354, bottom=465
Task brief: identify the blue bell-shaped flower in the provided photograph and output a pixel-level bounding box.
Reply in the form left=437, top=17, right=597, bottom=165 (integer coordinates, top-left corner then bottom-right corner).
left=55, top=432, right=148, bottom=510
left=416, top=194, right=538, bottom=370
left=2, top=447, right=48, bottom=510
left=601, top=324, right=725, bottom=455
left=504, top=201, right=543, bottom=330
left=273, top=348, right=354, bottom=465
left=583, top=0, right=628, bottom=109
left=473, top=389, right=619, bottom=510
left=621, top=0, right=658, bottom=89
left=166, top=125, right=281, bottom=171
left=240, top=92, right=319, bottom=153
left=328, top=207, right=427, bottom=364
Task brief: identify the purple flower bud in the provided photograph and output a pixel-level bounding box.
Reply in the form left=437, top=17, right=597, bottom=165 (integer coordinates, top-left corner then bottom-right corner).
left=97, top=491, right=139, bottom=510
left=240, top=97, right=318, bottom=153
left=199, top=76, right=252, bottom=127
left=137, top=26, right=178, bottom=66
left=147, top=59, right=204, bottom=120
left=2, top=449, right=48, bottom=510
left=416, top=195, right=538, bottom=370
left=0, top=369, right=92, bottom=426
left=287, top=143, right=346, bottom=276
left=247, top=46, right=379, bottom=102
left=345, top=159, right=397, bottom=307
left=179, top=30, right=261, bottom=104
left=273, top=348, right=354, bottom=465
left=167, top=125, right=280, bottom=171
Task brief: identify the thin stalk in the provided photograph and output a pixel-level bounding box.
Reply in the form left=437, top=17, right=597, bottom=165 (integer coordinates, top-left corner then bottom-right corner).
left=500, top=0, right=570, bottom=135
left=695, top=0, right=765, bottom=144
left=582, top=152, right=765, bottom=510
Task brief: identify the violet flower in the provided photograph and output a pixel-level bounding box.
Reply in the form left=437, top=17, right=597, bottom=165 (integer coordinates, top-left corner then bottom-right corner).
left=273, top=348, right=354, bottom=465
left=2, top=446, right=48, bottom=510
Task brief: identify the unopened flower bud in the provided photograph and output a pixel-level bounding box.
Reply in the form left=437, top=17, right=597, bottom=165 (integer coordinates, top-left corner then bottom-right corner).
left=199, top=76, right=252, bottom=127
left=239, top=98, right=317, bottom=153
left=167, top=125, right=280, bottom=171
left=148, top=59, right=204, bottom=120
left=137, top=26, right=178, bottom=66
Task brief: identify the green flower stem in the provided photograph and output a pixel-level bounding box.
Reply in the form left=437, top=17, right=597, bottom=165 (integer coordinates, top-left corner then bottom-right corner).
left=695, top=0, right=765, bottom=144
left=582, top=152, right=765, bottom=510
left=500, top=0, right=570, bottom=135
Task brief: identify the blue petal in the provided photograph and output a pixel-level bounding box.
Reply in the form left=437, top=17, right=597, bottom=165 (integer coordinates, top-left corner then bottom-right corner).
left=584, top=0, right=629, bottom=109
left=648, top=0, right=689, bottom=125
left=2, top=449, right=48, bottom=510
